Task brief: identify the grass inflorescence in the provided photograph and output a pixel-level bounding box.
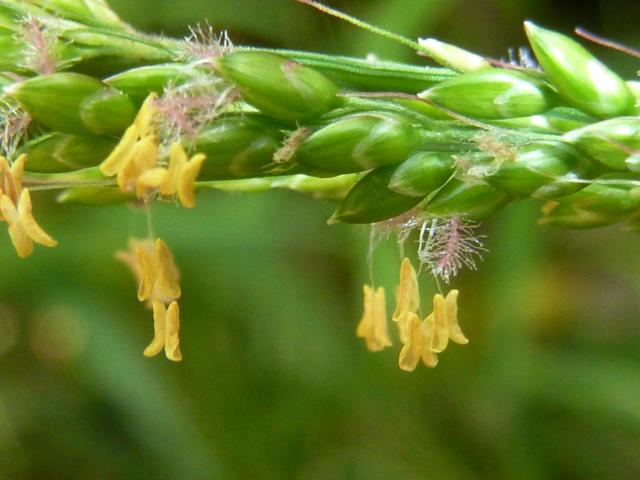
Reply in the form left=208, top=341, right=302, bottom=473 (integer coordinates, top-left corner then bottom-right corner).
left=0, top=0, right=638, bottom=365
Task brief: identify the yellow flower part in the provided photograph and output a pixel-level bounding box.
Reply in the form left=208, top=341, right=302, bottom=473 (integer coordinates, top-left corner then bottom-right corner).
left=137, top=142, right=206, bottom=208
left=100, top=94, right=161, bottom=195
left=144, top=300, right=182, bottom=362
left=430, top=289, right=468, bottom=353
left=135, top=238, right=181, bottom=304
left=100, top=94, right=158, bottom=177
left=443, top=289, right=468, bottom=345
left=356, top=285, right=392, bottom=352
left=0, top=189, right=57, bottom=258
left=116, top=237, right=181, bottom=304
left=430, top=292, right=449, bottom=353
left=392, top=257, right=420, bottom=343
left=397, top=289, right=467, bottom=372
left=398, top=313, right=439, bottom=372
left=0, top=154, right=25, bottom=206
left=118, top=135, right=158, bottom=195
left=116, top=237, right=184, bottom=361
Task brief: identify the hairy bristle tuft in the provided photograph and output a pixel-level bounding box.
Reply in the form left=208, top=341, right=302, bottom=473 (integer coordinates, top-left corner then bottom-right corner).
left=418, top=217, right=486, bottom=283
left=20, top=15, right=58, bottom=75
left=182, top=21, right=234, bottom=61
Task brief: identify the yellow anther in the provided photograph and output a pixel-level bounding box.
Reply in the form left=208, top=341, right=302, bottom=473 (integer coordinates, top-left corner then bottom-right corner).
left=0, top=189, right=57, bottom=258
left=398, top=313, right=439, bottom=372
left=137, top=142, right=206, bottom=207
left=422, top=313, right=439, bottom=367
left=144, top=300, right=182, bottom=362
left=392, top=257, right=420, bottom=343
left=134, top=93, right=158, bottom=138
left=164, top=301, right=182, bottom=361
left=117, top=237, right=183, bottom=361
left=356, top=285, right=392, bottom=352
left=144, top=300, right=167, bottom=358
left=444, top=289, right=468, bottom=345
left=177, top=152, right=206, bottom=208
left=430, top=293, right=449, bottom=353
left=135, top=238, right=181, bottom=304
left=398, top=313, right=423, bottom=371
left=100, top=125, right=139, bottom=177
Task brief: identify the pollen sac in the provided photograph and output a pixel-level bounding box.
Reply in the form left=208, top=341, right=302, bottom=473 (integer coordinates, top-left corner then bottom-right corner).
left=214, top=51, right=341, bottom=122
left=524, top=21, right=635, bottom=118
left=419, top=69, right=557, bottom=119
left=398, top=313, right=438, bottom=371
left=144, top=300, right=182, bottom=362
left=0, top=189, right=57, bottom=258
left=487, top=142, right=593, bottom=200
left=389, top=151, right=454, bottom=197
left=392, top=258, right=421, bottom=344
left=563, top=117, right=640, bottom=171
left=296, top=113, right=421, bottom=174
left=330, top=165, right=424, bottom=224
left=356, top=285, right=392, bottom=352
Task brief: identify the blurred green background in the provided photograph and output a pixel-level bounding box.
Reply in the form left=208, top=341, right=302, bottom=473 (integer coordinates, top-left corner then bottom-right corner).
left=2, top=0, right=640, bottom=478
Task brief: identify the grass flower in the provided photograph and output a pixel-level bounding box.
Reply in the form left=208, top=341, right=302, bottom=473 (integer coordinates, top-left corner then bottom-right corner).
left=101, top=93, right=207, bottom=207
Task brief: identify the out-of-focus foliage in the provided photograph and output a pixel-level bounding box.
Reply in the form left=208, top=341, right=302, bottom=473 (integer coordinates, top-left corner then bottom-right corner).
left=1, top=0, right=640, bottom=478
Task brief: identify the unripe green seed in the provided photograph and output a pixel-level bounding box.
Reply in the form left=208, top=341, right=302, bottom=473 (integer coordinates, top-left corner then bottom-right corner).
left=295, top=113, right=421, bottom=174
left=61, top=29, right=174, bottom=65
left=524, top=21, right=634, bottom=118
left=79, top=88, right=136, bottom=135
left=389, top=152, right=454, bottom=197
left=7, top=73, right=135, bottom=135
left=626, top=154, right=640, bottom=173
left=623, top=217, right=640, bottom=233
left=487, top=142, right=593, bottom=199
left=0, top=33, right=25, bottom=72
left=29, top=0, right=127, bottom=30
left=489, top=107, right=593, bottom=133
left=419, top=69, right=557, bottom=119
left=417, top=37, right=492, bottom=72
left=626, top=81, right=640, bottom=114
left=563, top=117, right=640, bottom=170
left=330, top=165, right=424, bottom=224
left=274, top=50, right=457, bottom=93
left=425, top=178, right=510, bottom=220
left=539, top=174, right=640, bottom=228
left=214, top=51, right=341, bottom=122
left=105, top=64, right=199, bottom=104
left=57, top=186, right=132, bottom=205
left=195, top=116, right=301, bottom=179
left=24, top=133, right=118, bottom=173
